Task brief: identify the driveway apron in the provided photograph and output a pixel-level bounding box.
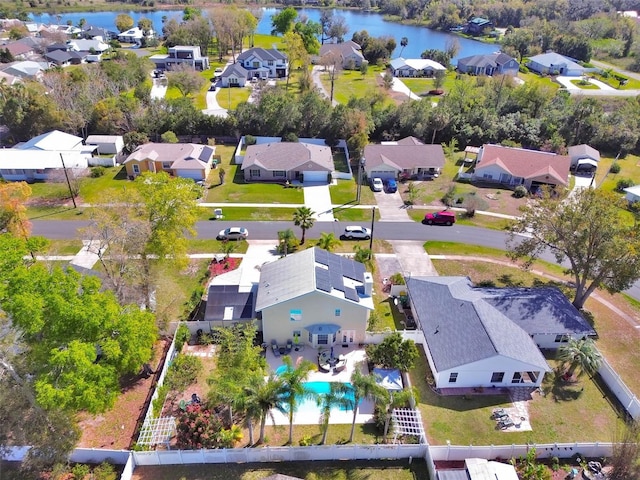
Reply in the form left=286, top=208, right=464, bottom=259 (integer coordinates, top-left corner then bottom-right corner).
left=393, top=240, right=438, bottom=276
left=303, top=183, right=335, bottom=221
left=374, top=190, right=411, bottom=222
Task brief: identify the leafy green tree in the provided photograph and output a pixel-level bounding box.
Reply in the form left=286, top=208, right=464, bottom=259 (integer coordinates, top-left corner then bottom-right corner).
left=138, top=17, right=153, bottom=36
left=317, top=382, right=351, bottom=444
left=293, top=206, right=315, bottom=245
left=347, top=368, right=388, bottom=442
left=293, top=20, right=322, bottom=54
left=161, top=130, right=179, bottom=143
left=283, top=31, right=309, bottom=90
left=515, top=448, right=550, bottom=480
left=182, top=6, right=201, bottom=21
left=316, top=232, right=341, bottom=252
left=277, top=228, right=299, bottom=256
left=557, top=338, right=602, bottom=379
left=279, top=355, right=316, bottom=444
left=507, top=188, right=640, bottom=309
left=115, top=13, right=134, bottom=33
left=2, top=82, right=62, bottom=142
left=0, top=182, right=32, bottom=239
left=380, top=388, right=414, bottom=438
left=167, top=63, right=207, bottom=97
left=271, top=7, right=297, bottom=36
left=365, top=332, right=418, bottom=372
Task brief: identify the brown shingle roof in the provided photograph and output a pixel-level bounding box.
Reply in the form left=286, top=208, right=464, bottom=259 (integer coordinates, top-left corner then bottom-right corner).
left=125, top=143, right=213, bottom=170
left=476, top=144, right=570, bottom=185
left=363, top=141, right=445, bottom=172
left=241, top=142, right=334, bottom=172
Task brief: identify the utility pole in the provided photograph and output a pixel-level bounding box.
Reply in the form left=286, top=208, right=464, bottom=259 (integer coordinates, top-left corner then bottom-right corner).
left=356, top=157, right=365, bottom=203
left=59, top=153, right=77, bottom=208
left=368, top=206, right=375, bottom=254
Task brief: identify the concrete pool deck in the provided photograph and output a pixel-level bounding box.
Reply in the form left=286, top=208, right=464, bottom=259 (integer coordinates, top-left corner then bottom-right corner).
left=265, top=345, right=376, bottom=425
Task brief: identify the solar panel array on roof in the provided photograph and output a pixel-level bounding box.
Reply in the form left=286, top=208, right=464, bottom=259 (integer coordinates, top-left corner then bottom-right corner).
left=344, top=286, right=360, bottom=303
left=340, top=257, right=364, bottom=281
left=314, top=249, right=329, bottom=266
left=205, top=285, right=255, bottom=320
left=330, top=270, right=344, bottom=292
left=315, top=266, right=331, bottom=293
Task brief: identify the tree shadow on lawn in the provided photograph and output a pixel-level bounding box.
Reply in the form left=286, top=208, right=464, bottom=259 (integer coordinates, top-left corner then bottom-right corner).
left=543, top=370, right=584, bottom=402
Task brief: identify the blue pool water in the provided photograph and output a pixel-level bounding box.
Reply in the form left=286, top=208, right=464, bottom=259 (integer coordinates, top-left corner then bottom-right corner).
left=291, top=381, right=356, bottom=415
left=275, top=365, right=292, bottom=376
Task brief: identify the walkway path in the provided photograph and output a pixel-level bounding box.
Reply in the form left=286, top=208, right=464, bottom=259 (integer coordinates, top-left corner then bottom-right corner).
left=149, top=77, right=167, bottom=100
left=380, top=73, right=421, bottom=100
left=311, top=66, right=339, bottom=106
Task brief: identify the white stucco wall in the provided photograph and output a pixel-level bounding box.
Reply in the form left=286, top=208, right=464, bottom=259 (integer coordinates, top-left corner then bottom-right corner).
left=435, top=355, right=549, bottom=388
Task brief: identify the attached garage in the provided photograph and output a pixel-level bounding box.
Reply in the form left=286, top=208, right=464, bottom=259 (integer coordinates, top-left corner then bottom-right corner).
left=175, top=169, right=205, bottom=181
left=303, top=170, right=329, bottom=183
left=368, top=170, right=396, bottom=180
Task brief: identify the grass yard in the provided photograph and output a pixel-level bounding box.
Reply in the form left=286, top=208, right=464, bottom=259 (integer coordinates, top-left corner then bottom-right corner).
left=27, top=206, right=89, bottom=220
left=186, top=238, right=249, bottom=255
left=46, top=239, right=84, bottom=255
left=216, top=85, right=252, bottom=110
left=595, top=153, right=640, bottom=193
left=199, top=206, right=299, bottom=221
left=333, top=206, right=380, bottom=222
left=402, top=71, right=457, bottom=97
left=319, top=65, right=391, bottom=104
left=329, top=178, right=376, bottom=206
left=131, top=460, right=430, bottom=480
left=570, top=79, right=600, bottom=89
left=517, top=72, right=561, bottom=90
left=406, top=208, right=512, bottom=230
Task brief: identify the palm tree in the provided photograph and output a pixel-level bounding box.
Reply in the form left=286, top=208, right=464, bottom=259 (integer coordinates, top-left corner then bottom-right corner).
left=292, top=207, right=315, bottom=245
left=278, top=228, right=297, bottom=256
left=279, top=355, right=316, bottom=444
left=399, top=37, right=408, bottom=56
left=316, top=232, right=341, bottom=252
left=235, top=381, right=265, bottom=446
left=255, top=374, right=287, bottom=445
left=347, top=368, right=388, bottom=443
left=557, top=337, right=602, bottom=379
left=382, top=388, right=415, bottom=439
left=317, top=382, right=352, bottom=444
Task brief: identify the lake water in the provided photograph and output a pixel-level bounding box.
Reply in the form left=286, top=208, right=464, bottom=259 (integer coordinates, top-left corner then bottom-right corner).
left=30, top=7, right=499, bottom=60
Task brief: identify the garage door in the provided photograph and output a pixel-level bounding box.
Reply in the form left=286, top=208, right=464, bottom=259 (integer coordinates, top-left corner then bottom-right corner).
left=176, top=170, right=204, bottom=181
left=303, top=171, right=328, bottom=183
left=369, top=171, right=395, bottom=180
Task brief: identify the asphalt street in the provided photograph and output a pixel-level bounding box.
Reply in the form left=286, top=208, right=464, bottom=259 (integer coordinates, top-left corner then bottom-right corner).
left=32, top=219, right=640, bottom=301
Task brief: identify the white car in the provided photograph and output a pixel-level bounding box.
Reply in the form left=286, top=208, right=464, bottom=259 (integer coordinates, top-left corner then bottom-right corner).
left=371, top=178, right=384, bottom=192
left=214, top=67, right=223, bottom=77
left=343, top=226, right=371, bottom=240
left=217, top=227, right=248, bottom=241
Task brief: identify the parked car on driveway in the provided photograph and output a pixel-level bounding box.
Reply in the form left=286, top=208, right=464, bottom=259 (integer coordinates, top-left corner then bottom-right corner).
left=424, top=211, right=456, bottom=226
left=214, top=67, right=223, bottom=78
left=217, top=227, right=248, bottom=240
left=343, top=225, right=372, bottom=240
left=370, top=177, right=384, bottom=192
left=384, top=178, right=398, bottom=193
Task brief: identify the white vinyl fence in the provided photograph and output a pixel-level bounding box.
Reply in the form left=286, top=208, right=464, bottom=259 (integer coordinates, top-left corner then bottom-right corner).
left=597, top=353, right=640, bottom=420
left=132, top=444, right=426, bottom=466
left=429, top=442, right=613, bottom=462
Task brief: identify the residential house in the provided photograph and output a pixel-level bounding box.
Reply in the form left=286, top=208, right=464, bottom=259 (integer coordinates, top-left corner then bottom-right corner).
left=256, top=247, right=374, bottom=348
left=465, top=17, right=493, bottom=35
left=1, top=60, right=47, bottom=79
left=204, top=284, right=256, bottom=328
left=117, top=27, right=154, bottom=45
left=623, top=185, right=640, bottom=203
left=41, top=24, right=81, bottom=37
left=44, top=49, right=73, bottom=67
left=390, top=57, right=446, bottom=77
left=68, top=39, right=110, bottom=54
left=236, top=47, right=288, bottom=79
left=406, top=276, right=595, bottom=389
left=568, top=144, right=600, bottom=172
left=438, top=458, right=519, bottom=480
left=82, top=25, right=117, bottom=41
left=472, top=144, right=570, bottom=191
left=318, top=40, right=365, bottom=69
left=219, top=63, right=249, bottom=87
left=0, top=130, right=96, bottom=182
left=0, top=69, right=20, bottom=85
left=241, top=141, right=334, bottom=183
left=1, top=41, right=35, bottom=60
left=527, top=52, right=585, bottom=76
left=46, top=42, right=70, bottom=53
left=457, top=52, right=519, bottom=76
left=85, top=135, right=125, bottom=155
left=123, top=142, right=217, bottom=181
left=150, top=45, right=210, bottom=71
left=363, top=136, right=446, bottom=180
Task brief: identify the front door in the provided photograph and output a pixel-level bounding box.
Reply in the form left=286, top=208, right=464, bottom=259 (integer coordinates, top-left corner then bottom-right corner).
left=342, top=330, right=355, bottom=345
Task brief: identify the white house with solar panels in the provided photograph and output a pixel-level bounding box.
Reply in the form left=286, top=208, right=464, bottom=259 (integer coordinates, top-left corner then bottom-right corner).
left=255, top=248, right=374, bottom=349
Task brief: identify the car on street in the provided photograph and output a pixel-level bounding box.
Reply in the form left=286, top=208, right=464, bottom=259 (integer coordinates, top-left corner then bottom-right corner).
left=384, top=178, right=398, bottom=193
left=343, top=225, right=372, bottom=240
left=424, top=210, right=456, bottom=226
left=217, top=227, right=249, bottom=240
left=214, top=67, right=223, bottom=77
left=371, top=177, right=384, bottom=192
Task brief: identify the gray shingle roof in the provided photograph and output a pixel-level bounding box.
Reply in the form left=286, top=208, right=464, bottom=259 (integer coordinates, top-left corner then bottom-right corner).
left=45, top=49, right=72, bottom=63
left=457, top=52, right=516, bottom=68
left=568, top=144, right=600, bottom=161
left=241, top=142, right=334, bottom=172
left=221, top=63, right=248, bottom=79
left=237, top=47, right=287, bottom=63
left=363, top=143, right=445, bottom=172
left=406, top=277, right=550, bottom=372
left=255, top=247, right=366, bottom=311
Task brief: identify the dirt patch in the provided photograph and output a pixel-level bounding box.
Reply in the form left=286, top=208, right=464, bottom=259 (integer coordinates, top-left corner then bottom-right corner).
left=77, top=338, right=169, bottom=449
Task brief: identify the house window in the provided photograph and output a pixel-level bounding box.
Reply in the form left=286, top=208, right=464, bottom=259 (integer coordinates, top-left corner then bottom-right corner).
left=132, top=164, right=140, bottom=174
left=35, top=169, right=45, bottom=174
left=308, top=331, right=313, bottom=342
left=482, top=173, right=493, bottom=180
left=268, top=60, right=274, bottom=66
left=272, top=170, right=286, bottom=177
left=290, top=309, right=302, bottom=322
left=317, top=334, right=328, bottom=345
left=252, top=61, right=259, bottom=68
left=491, top=372, right=505, bottom=383
left=512, top=372, right=522, bottom=383
left=335, top=309, right=341, bottom=317
left=162, top=162, right=172, bottom=169
left=449, top=373, right=458, bottom=383
left=555, top=335, right=569, bottom=343
left=250, top=169, right=261, bottom=178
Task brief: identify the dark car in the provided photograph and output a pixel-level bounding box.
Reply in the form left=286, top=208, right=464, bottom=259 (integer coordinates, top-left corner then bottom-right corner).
left=384, top=178, right=398, bottom=193
left=424, top=210, right=456, bottom=226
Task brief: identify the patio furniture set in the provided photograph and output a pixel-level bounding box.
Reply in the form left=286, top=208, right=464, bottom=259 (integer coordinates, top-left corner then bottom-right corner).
left=318, top=349, right=347, bottom=373
left=270, top=338, right=305, bottom=357
left=491, top=408, right=522, bottom=430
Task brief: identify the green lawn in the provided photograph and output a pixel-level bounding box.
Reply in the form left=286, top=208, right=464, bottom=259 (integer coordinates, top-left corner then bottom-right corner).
left=216, top=85, right=251, bottom=111
left=518, top=72, right=561, bottom=90
left=252, top=34, right=286, bottom=50
left=318, top=65, right=389, bottom=104
left=131, top=460, right=430, bottom=480
left=333, top=206, right=379, bottom=222
left=569, top=79, right=600, bottom=89
left=186, top=238, right=249, bottom=254
left=402, top=71, right=457, bottom=97
left=406, top=208, right=512, bottom=230
left=46, top=239, right=84, bottom=255
left=596, top=153, right=640, bottom=192
left=199, top=206, right=298, bottom=221
left=205, top=166, right=304, bottom=204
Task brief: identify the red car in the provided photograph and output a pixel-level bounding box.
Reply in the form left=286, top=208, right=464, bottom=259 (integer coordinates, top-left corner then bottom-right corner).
left=424, top=210, right=456, bottom=226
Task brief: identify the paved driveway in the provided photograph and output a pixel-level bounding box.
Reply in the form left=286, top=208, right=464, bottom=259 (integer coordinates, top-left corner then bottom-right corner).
left=374, top=190, right=411, bottom=221
left=394, top=241, right=438, bottom=276
left=202, top=88, right=228, bottom=118
left=150, top=78, right=167, bottom=100
left=303, top=183, right=335, bottom=222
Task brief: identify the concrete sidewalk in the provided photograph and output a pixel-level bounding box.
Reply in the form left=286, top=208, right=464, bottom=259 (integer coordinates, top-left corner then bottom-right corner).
left=380, top=73, right=421, bottom=101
